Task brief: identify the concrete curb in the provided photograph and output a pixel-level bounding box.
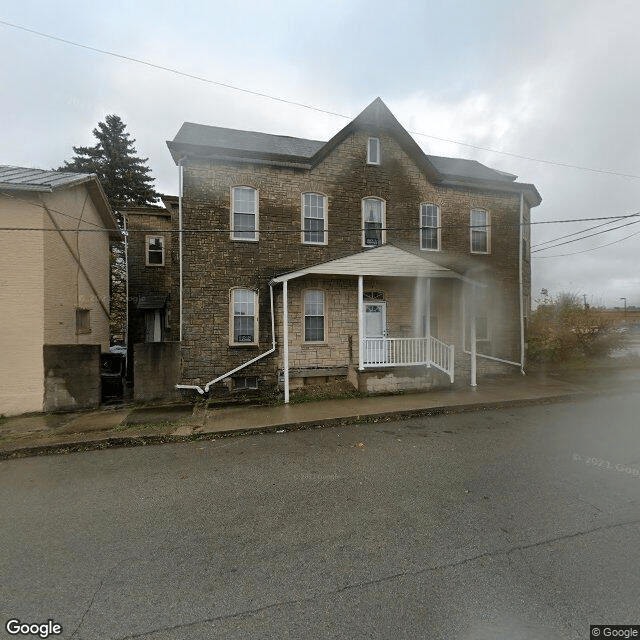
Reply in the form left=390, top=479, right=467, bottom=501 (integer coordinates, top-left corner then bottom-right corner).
left=0, top=391, right=590, bottom=461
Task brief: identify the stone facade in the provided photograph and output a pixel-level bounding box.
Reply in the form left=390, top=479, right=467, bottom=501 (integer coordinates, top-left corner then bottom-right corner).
left=168, top=99, right=540, bottom=395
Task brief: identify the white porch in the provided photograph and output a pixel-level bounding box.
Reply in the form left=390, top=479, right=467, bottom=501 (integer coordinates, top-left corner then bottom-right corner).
left=271, top=245, right=474, bottom=403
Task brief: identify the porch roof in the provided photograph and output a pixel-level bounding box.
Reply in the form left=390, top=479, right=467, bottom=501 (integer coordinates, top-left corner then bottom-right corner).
left=270, top=245, right=462, bottom=283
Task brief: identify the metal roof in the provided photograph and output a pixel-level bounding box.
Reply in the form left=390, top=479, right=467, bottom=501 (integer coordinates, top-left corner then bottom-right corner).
left=426, top=155, right=517, bottom=183
left=0, top=165, right=93, bottom=191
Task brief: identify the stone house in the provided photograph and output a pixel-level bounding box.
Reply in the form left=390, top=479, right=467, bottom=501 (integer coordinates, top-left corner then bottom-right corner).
left=166, top=98, right=541, bottom=401
left=0, top=166, right=120, bottom=415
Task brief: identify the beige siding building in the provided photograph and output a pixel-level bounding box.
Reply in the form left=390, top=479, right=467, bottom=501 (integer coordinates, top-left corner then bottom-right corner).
left=0, top=166, right=119, bottom=416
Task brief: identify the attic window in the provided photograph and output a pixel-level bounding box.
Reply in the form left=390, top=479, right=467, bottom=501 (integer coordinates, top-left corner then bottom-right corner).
left=367, top=137, right=380, bottom=165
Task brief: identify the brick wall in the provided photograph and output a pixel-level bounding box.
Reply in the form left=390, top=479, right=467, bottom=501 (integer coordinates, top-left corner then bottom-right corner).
left=179, top=128, right=526, bottom=388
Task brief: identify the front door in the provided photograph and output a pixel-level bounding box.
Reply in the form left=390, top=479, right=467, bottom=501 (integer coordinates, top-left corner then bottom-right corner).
left=364, top=302, right=387, bottom=364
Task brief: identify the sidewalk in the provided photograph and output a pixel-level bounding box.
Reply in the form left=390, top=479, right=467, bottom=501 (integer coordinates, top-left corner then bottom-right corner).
left=1, top=366, right=638, bottom=459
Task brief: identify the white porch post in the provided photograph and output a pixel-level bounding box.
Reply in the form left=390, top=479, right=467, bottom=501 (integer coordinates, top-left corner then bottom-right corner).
left=425, top=277, right=431, bottom=364
left=358, top=275, right=364, bottom=370
left=470, top=303, right=477, bottom=387
left=283, top=279, right=290, bottom=403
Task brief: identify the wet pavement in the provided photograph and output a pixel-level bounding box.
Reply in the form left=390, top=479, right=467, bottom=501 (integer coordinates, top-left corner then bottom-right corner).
left=1, top=362, right=639, bottom=458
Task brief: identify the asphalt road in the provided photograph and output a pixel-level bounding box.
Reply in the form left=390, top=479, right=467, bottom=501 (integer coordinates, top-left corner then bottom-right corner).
left=1, top=392, right=639, bottom=640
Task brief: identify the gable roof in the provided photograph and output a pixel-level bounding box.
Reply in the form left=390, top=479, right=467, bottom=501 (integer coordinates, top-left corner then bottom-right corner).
left=0, top=165, right=121, bottom=238
left=167, top=98, right=541, bottom=206
left=270, top=244, right=463, bottom=283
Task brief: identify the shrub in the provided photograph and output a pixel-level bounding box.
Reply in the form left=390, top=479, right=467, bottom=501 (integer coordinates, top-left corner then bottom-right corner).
left=528, top=293, right=623, bottom=363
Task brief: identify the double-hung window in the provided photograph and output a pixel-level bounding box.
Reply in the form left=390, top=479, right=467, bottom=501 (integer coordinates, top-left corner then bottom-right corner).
left=304, top=291, right=325, bottom=342
left=302, top=193, right=327, bottom=245
left=231, top=288, right=257, bottom=344
left=470, top=208, right=490, bottom=253
left=367, top=137, right=380, bottom=164
left=362, top=197, right=385, bottom=248
left=146, top=235, right=165, bottom=265
left=231, top=187, right=258, bottom=241
left=420, top=204, right=440, bottom=251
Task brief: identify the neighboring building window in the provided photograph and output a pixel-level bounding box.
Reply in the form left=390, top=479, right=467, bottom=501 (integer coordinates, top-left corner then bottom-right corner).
left=145, top=309, right=163, bottom=342
left=231, top=288, right=257, bottom=344
left=470, top=208, right=490, bottom=253
left=364, top=291, right=385, bottom=301
left=367, top=137, right=380, bottom=165
left=304, top=290, right=325, bottom=342
left=146, top=235, right=165, bottom=266
left=420, top=204, right=440, bottom=251
left=231, top=186, right=258, bottom=241
left=302, top=193, right=327, bottom=245
left=362, top=197, right=385, bottom=248
left=75, top=308, right=91, bottom=334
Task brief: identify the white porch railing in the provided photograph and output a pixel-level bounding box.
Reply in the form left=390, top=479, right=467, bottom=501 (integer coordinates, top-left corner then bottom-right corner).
left=362, top=336, right=454, bottom=383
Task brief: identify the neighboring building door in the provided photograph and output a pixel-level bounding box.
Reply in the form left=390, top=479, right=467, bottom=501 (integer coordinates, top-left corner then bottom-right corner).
left=145, top=309, right=163, bottom=342
left=364, top=302, right=387, bottom=364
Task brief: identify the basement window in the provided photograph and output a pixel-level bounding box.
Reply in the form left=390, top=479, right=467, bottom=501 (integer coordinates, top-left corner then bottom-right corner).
left=233, top=376, right=258, bottom=390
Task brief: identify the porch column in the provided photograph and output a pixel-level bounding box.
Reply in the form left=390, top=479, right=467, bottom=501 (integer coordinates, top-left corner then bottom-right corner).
left=470, top=302, right=477, bottom=387
left=425, top=278, right=431, bottom=365
left=358, top=275, right=364, bottom=370
left=283, top=279, right=290, bottom=403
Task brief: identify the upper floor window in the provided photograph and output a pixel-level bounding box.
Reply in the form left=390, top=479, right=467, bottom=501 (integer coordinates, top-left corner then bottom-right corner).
left=304, top=290, right=325, bottom=342
left=231, top=187, right=258, bottom=241
left=362, top=197, right=385, bottom=248
left=420, top=204, right=440, bottom=251
left=470, top=208, right=490, bottom=254
left=302, top=193, right=327, bottom=245
left=231, top=288, right=258, bottom=344
left=146, top=235, right=165, bottom=266
left=367, top=137, right=380, bottom=165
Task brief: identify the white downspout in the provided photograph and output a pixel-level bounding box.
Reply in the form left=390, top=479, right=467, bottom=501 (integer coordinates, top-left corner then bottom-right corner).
left=178, top=157, right=185, bottom=342
left=176, top=283, right=277, bottom=394
left=518, top=192, right=525, bottom=375
left=283, top=279, right=290, bottom=403
left=123, top=215, right=129, bottom=373
left=358, top=275, right=364, bottom=370
left=470, top=310, right=477, bottom=387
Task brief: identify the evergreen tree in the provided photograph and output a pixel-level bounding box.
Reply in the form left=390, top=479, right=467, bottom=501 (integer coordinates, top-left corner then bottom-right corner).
left=60, top=115, right=159, bottom=346
left=60, top=114, right=158, bottom=211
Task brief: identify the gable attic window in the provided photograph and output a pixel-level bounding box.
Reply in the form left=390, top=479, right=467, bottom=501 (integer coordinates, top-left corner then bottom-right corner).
left=76, top=308, right=91, bottom=334
left=362, top=197, right=385, bottom=248
left=367, top=137, right=380, bottom=165
left=302, top=193, right=327, bottom=245
left=231, top=186, right=258, bottom=241
left=146, top=235, right=165, bottom=266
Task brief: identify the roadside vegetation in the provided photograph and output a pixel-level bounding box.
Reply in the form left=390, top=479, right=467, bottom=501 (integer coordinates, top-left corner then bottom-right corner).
left=528, top=292, right=625, bottom=364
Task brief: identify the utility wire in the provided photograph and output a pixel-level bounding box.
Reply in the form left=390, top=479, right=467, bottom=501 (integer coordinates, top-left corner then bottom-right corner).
left=532, top=228, right=640, bottom=259
left=531, top=217, right=640, bottom=253
left=530, top=216, right=633, bottom=249
left=2, top=19, right=640, bottom=180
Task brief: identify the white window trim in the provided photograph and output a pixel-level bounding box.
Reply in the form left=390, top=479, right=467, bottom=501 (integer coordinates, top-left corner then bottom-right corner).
left=420, top=203, right=441, bottom=252
left=230, top=186, right=259, bottom=242
left=229, top=287, right=259, bottom=346
left=145, top=235, right=165, bottom=266
left=470, top=208, right=491, bottom=254
left=361, top=197, right=386, bottom=248
left=303, top=289, right=326, bottom=344
left=367, top=137, right=380, bottom=165
left=301, top=192, right=328, bottom=246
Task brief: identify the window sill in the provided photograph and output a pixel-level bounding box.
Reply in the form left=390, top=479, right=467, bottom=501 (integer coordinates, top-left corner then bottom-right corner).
left=145, top=263, right=165, bottom=267
left=470, top=250, right=491, bottom=255
left=302, top=341, right=328, bottom=347
left=231, top=236, right=259, bottom=243
left=420, top=247, right=441, bottom=252
left=229, top=342, right=259, bottom=348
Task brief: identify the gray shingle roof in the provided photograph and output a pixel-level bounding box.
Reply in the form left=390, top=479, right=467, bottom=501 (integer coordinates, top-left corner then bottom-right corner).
left=169, top=123, right=516, bottom=183
left=172, top=123, right=325, bottom=159
left=0, top=165, right=93, bottom=191
left=426, top=155, right=517, bottom=183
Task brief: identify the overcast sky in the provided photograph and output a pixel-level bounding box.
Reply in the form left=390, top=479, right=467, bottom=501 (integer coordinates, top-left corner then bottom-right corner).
left=2, top=0, right=640, bottom=307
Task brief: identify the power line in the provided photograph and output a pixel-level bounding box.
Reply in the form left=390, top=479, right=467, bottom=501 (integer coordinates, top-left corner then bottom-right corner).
left=530, top=216, right=632, bottom=249
left=532, top=228, right=640, bottom=259
left=2, top=19, right=640, bottom=180
left=531, top=217, right=640, bottom=253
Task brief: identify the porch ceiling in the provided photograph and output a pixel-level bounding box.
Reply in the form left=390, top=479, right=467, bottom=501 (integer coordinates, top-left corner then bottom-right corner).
left=271, top=244, right=461, bottom=283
